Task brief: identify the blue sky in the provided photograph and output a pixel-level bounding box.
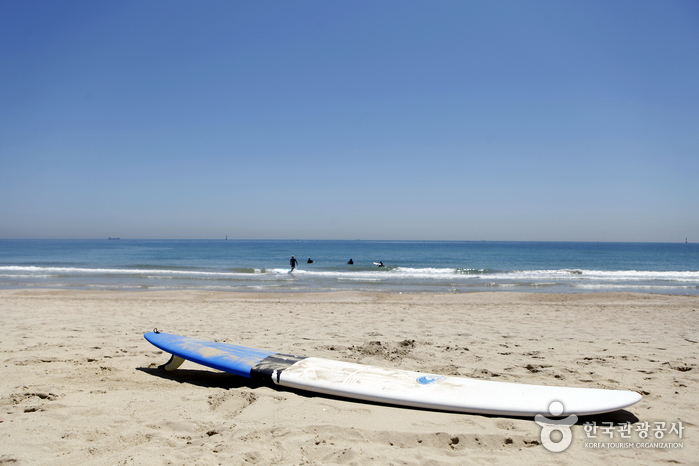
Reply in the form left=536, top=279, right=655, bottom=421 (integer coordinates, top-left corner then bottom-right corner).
left=1, top=1, right=698, bottom=241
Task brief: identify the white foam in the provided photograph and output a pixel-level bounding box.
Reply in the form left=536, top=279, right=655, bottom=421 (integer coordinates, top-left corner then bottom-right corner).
left=0, top=265, right=253, bottom=278
left=479, top=269, right=699, bottom=282
left=1, top=265, right=696, bottom=294
left=574, top=284, right=697, bottom=290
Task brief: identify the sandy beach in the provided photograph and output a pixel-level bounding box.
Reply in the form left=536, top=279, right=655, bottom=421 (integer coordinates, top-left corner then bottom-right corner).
left=0, top=290, right=696, bottom=465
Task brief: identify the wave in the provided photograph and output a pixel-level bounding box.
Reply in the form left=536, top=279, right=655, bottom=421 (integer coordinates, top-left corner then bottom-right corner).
left=490, top=269, right=699, bottom=282
left=1, top=265, right=697, bottom=296
left=0, top=265, right=254, bottom=278
left=2, top=265, right=698, bottom=282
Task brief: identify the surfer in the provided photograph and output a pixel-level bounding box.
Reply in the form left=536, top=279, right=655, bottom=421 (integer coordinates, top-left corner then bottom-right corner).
left=307, top=258, right=314, bottom=263
left=290, top=255, right=298, bottom=271
left=377, top=261, right=385, bottom=267
left=347, top=259, right=353, bottom=265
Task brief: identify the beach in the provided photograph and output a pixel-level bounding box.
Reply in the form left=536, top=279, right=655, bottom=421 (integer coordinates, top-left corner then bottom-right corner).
left=0, top=290, right=696, bottom=465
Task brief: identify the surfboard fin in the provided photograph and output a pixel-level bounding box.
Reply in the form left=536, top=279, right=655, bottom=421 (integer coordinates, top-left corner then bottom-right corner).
left=160, top=354, right=185, bottom=371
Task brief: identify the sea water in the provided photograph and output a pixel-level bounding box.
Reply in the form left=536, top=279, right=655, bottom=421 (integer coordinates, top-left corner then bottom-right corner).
left=0, top=240, right=697, bottom=294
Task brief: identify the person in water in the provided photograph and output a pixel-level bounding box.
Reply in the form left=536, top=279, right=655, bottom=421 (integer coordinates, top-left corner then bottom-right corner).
left=347, top=259, right=353, bottom=265
left=377, top=261, right=385, bottom=267
left=307, top=258, right=314, bottom=263
left=290, top=255, right=298, bottom=270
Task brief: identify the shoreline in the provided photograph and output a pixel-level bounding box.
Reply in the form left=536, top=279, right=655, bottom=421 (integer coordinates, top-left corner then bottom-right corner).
left=4, top=287, right=699, bottom=297
left=1, top=289, right=696, bottom=464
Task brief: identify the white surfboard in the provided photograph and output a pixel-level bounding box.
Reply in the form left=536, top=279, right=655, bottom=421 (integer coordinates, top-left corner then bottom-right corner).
left=276, top=357, right=640, bottom=416
left=145, top=332, right=642, bottom=417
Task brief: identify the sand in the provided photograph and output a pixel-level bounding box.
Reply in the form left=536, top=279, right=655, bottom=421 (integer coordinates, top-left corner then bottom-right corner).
left=0, top=289, right=697, bottom=465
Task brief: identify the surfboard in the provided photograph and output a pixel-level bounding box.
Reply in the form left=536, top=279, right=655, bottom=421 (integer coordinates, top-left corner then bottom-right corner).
left=273, top=268, right=293, bottom=274
left=144, top=331, right=641, bottom=417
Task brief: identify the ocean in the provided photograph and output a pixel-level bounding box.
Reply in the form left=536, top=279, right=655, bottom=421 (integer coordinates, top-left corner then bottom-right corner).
left=0, top=239, right=697, bottom=295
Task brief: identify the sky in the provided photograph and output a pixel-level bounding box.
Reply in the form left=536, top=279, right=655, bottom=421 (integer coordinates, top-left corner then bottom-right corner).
left=1, top=1, right=698, bottom=242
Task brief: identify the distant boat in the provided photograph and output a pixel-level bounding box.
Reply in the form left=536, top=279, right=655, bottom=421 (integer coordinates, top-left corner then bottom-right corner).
left=108, top=237, right=120, bottom=240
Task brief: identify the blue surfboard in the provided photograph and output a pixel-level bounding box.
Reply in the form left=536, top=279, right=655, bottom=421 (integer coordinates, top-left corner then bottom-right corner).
left=144, top=331, right=305, bottom=379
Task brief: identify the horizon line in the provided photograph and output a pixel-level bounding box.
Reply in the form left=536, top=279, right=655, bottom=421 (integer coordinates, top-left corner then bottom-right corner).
left=0, top=238, right=693, bottom=244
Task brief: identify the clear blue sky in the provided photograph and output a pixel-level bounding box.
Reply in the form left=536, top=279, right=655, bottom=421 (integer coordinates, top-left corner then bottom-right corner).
left=1, top=1, right=697, bottom=241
